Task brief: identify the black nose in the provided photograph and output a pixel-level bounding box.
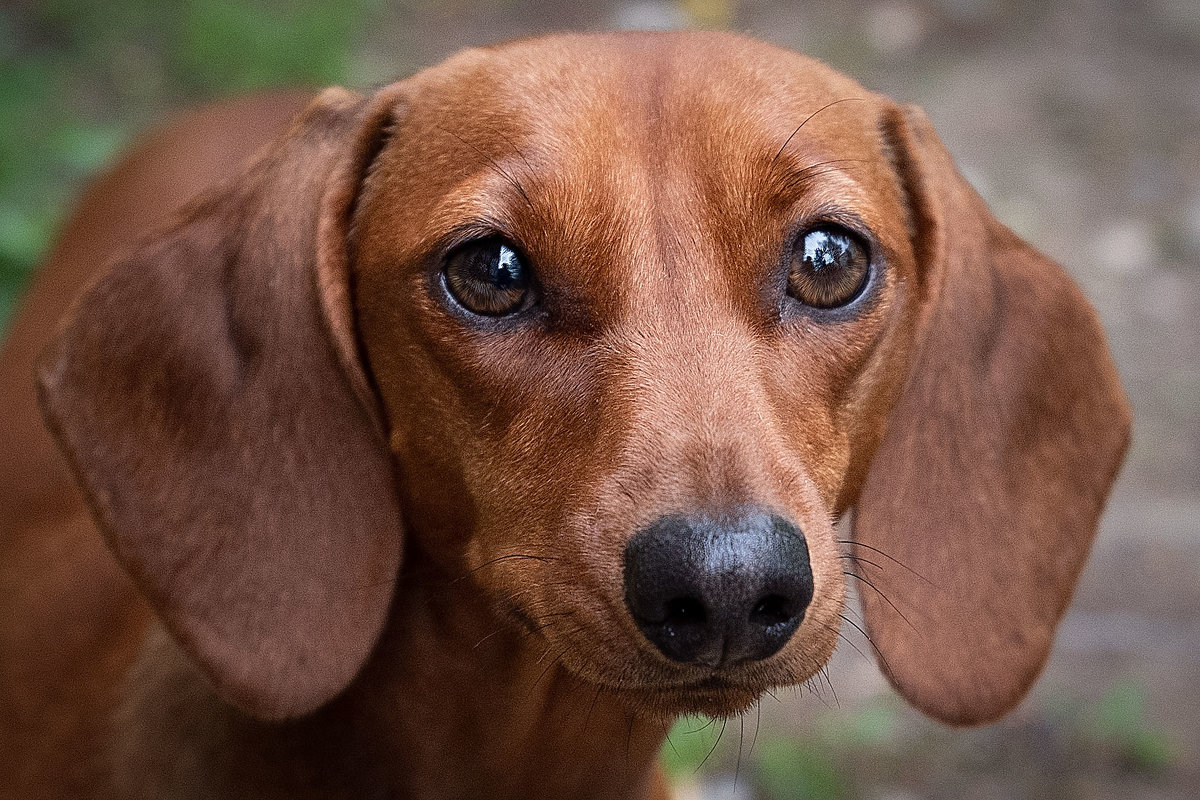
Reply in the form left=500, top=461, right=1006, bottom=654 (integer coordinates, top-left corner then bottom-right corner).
left=623, top=512, right=814, bottom=667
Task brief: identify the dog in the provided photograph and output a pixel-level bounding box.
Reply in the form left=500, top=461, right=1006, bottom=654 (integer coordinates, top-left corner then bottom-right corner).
left=0, top=31, right=1130, bottom=799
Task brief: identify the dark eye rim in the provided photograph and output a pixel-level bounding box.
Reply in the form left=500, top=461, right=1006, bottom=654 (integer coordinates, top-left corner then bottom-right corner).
left=779, top=217, right=880, bottom=319
left=436, top=233, right=541, bottom=322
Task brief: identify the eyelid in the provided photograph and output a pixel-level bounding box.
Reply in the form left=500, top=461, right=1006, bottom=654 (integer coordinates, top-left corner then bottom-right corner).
left=428, top=218, right=519, bottom=260
left=789, top=214, right=874, bottom=250
left=798, top=223, right=871, bottom=259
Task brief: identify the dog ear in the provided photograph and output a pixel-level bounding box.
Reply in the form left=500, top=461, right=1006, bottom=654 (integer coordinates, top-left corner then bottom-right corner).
left=851, top=104, right=1131, bottom=724
left=37, top=88, right=405, bottom=720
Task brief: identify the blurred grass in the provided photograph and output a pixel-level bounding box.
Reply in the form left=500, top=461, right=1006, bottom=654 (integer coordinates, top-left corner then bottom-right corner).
left=0, top=0, right=384, bottom=332
left=662, top=700, right=900, bottom=800
left=1080, top=680, right=1175, bottom=772
left=661, top=681, right=1176, bottom=798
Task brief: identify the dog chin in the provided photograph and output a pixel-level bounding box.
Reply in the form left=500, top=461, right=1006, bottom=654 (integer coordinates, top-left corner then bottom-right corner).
left=607, top=678, right=767, bottom=721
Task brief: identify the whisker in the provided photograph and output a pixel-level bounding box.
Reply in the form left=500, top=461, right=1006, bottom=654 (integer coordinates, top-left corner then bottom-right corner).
left=839, top=613, right=896, bottom=680
left=843, top=570, right=918, bottom=632
left=696, top=716, right=727, bottom=773
left=532, top=645, right=573, bottom=689
left=434, top=124, right=534, bottom=208
left=838, top=539, right=938, bottom=588
left=734, top=714, right=745, bottom=789
left=491, top=127, right=536, bottom=178
left=498, top=580, right=574, bottom=607
left=470, top=607, right=571, bottom=650
left=472, top=628, right=505, bottom=649
left=582, top=683, right=603, bottom=734
left=450, top=552, right=559, bottom=585
left=803, top=674, right=834, bottom=711
left=530, top=611, right=573, bottom=626
left=748, top=702, right=762, bottom=758
left=819, top=665, right=840, bottom=709
left=664, top=726, right=680, bottom=758
left=839, top=553, right=886, bottom=572
left=770, top=97, right=870, bottom=167
left=844, top=604, right=867, bottom=625
left=818, top=619, right=871, bottom=664
left=683, top=716, right=718, bottom=735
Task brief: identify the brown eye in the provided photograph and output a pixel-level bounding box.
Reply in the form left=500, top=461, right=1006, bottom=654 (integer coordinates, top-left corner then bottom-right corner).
left=787, top=227, right=870, bottom=309
left=443, top=237, right=532, bottom=316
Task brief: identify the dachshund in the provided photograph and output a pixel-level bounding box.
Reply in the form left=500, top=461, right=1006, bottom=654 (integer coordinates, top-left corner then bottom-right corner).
left=0, top=31, right=1130, bottom=799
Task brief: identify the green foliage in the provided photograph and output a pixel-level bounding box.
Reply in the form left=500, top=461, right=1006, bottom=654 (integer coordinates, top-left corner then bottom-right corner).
left=755, top=736, right=847, bottom=800
left=658, top=685, right=1181, bottom=796
left=814, top=696, right=899, bottom=749
left=0, top=0, right=384, bottom=332
left=175, top=0, right=379, bottom=94
left=1083, top=680, right=1175, bottom=771
left=658, top=701, right=900, bottom=799
left=660, top=716, right=722, bottom=779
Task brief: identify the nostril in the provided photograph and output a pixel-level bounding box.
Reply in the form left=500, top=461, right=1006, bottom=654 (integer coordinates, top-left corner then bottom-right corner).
left=749, top=593, right=794, bottom=627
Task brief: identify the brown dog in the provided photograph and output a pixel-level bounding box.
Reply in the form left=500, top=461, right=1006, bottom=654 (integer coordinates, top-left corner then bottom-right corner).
left=0, top=31, right=1129, bottom=799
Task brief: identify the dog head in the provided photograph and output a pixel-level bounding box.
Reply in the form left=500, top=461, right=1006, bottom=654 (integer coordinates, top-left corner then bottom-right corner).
left=39, top=32, right=1129, bottom=725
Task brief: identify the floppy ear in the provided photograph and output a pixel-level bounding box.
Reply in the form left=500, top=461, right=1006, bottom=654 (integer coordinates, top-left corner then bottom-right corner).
left=37, top=88, right=405, bottom=720
left=851, top=104, right=1131, bottom=724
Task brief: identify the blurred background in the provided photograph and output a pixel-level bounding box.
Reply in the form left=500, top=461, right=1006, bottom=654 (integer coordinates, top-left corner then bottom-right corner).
left=2, top=0, right=1196, bottom=797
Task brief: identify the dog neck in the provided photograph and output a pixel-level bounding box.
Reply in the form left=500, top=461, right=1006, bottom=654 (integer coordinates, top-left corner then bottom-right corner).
left=116, top=563, right=669, bottom=800
left=340, top=557, right=671, bottom=799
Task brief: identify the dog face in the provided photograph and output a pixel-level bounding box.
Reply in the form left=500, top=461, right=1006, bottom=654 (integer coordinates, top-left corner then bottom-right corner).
left=39, top=32, right=1129, bottom=725
left=352, top=36, right=918, bottom=717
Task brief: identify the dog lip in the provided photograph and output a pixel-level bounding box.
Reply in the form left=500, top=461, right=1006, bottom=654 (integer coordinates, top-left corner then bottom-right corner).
left=585, top=665, right=757, bottom=695
left=681, top=675, right=735, bottom=690
left=648, top=673, right=756, bottom=694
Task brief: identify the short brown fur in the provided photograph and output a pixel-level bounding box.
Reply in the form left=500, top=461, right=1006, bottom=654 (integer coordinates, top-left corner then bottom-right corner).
left=0, top=32, right=1129, bottom=799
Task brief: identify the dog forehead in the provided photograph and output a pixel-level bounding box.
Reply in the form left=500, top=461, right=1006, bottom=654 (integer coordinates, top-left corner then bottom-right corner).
left=381, top=32, right=886, bottom=227
left=407, top=31, right=871, bottom=141
left=356, top=32, right=894, bottom=319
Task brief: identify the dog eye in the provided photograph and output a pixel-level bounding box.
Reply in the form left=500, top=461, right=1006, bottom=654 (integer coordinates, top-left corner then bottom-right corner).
left=443, top=237, right=532, bottom=316
left=787, top=226, right=870, bottom=309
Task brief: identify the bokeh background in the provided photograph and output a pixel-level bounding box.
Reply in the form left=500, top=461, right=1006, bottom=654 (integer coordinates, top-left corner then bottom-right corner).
left=2, top=1, right=1197, bottom=798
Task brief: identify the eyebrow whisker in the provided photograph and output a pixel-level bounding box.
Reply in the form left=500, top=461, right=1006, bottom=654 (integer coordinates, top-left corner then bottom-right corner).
left=491, top=128, right=536, bottom=179
left=435, top=124, right=535, bottom=209
left=769, top=97, right=870, bottom=168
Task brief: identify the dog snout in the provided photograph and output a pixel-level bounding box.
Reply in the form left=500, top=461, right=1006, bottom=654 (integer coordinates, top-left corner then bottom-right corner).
left=623, top=512, right=814, bottom=667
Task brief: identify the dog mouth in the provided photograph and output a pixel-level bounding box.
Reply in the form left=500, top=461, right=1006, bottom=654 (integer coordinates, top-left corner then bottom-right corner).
left=556, top=654, right=776, bottom=719
left=505, top=594, right=816, bottom=718
left=509, top=613, right=775, bottom=713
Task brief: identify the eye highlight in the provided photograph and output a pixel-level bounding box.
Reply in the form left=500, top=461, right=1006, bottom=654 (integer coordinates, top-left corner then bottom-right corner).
left=443, top=237, right=532, bottom=317
left=787, top=226, right=870, bottom=309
